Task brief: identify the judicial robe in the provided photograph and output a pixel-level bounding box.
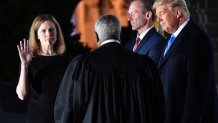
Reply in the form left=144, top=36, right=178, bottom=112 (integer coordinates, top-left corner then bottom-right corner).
left=54, top=42, right=165, bottom=123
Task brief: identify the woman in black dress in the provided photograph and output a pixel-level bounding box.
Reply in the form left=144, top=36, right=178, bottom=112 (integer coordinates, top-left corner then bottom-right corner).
left=16, top=14, right=72, bottom=123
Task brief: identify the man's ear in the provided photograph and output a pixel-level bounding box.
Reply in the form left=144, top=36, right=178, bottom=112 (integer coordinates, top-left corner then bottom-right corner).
left=145, top=11, right=152, bottom=19
left=176, top=9, right=182, bottom=18
left=95, top=32, right=99, bottom=42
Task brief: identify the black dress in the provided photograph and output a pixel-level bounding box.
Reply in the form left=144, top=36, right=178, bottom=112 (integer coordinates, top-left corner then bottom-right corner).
left=27, top=54, right=71, bottom=123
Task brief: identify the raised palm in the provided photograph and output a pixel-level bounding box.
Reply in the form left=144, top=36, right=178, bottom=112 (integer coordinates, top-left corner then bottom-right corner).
left=17, top=39, right=33, bottom=65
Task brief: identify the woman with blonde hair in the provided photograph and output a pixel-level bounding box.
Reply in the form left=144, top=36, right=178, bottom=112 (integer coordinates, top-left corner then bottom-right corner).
left=16, top=14, right=72, bottom=123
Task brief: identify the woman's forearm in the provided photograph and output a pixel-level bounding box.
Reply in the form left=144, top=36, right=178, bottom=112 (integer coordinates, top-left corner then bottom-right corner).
left=16, top=63, right=29, bottom=100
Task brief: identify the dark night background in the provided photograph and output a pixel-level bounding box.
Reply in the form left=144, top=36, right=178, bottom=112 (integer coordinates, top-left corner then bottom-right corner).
left=0, top=0, right=218, bottom=122
left=0, top=0, right=218, bottom=86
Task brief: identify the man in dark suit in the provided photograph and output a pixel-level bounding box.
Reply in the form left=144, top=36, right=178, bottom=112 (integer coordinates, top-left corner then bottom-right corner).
left=125, top=0, right=165, bottom=65
left=153, top=0, right=217, bottom=123
left=54, top=14, right=165, bottom=123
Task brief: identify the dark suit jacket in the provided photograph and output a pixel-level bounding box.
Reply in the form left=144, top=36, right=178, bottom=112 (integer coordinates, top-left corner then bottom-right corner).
left=125, top=27, right=166, bottom=65
left=54, top=42, right=165, bottom=123
left=158, top=20, right=217, bottom=123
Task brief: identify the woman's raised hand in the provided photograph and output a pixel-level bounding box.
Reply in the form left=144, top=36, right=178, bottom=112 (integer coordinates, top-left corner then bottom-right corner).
left=17, top=39, right=33, bottom=65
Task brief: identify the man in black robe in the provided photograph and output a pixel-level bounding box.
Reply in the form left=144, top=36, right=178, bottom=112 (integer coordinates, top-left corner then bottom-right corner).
left=54, top=14, right=165, bottom=123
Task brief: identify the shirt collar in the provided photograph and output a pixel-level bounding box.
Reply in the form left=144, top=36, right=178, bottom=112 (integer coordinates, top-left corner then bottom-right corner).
left=100, top=39, right=120, bottom=46
left=172, top=18, right=190, bottom=37
left=139, top=26, right=154, bottom=40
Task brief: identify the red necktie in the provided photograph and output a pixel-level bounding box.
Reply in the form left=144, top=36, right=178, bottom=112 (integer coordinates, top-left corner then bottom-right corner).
left=133, top=35, right=140, bottom=51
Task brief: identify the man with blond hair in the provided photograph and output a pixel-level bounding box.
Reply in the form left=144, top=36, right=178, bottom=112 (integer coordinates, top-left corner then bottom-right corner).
left=153, top=0, right=217, bottom=123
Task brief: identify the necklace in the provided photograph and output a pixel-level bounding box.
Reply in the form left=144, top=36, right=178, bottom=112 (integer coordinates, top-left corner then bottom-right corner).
left=40, top=52, right=57, bottom=56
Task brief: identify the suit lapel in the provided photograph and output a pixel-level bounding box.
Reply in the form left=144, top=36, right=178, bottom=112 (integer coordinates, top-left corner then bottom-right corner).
left=158, top=36, right=182, bottom=67
left=158, top=21, right=191, bottom=68
left=135, top=28, right=156, bottom=53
